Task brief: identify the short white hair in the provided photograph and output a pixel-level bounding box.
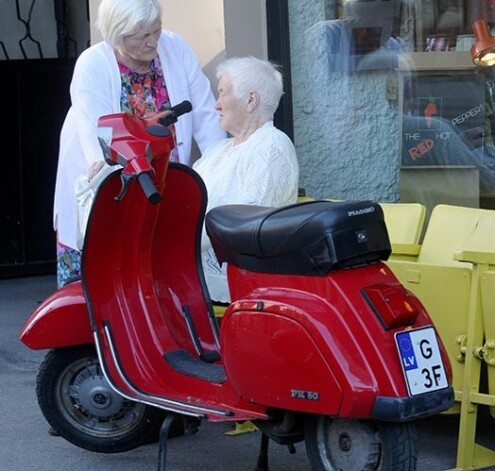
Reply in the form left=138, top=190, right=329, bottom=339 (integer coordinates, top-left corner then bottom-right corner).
left=96, top=0, right=162, bottom=49
left=216, top=56, right=284, bottom=119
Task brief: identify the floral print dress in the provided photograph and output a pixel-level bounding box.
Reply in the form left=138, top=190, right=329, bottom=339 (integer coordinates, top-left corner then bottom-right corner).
left=56, top=55, right=175, bottom=288
left=118, top=56, right=172, bottom=116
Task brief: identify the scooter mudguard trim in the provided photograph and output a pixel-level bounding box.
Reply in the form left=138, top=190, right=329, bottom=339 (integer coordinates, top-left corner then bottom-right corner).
left=19, top=280, right=93, bottom=349
left=372, top=386, right=455, bottom=421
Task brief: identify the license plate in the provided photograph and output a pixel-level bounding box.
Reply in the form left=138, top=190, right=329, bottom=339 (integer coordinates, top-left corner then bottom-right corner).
left=395, top=326, right=449, bottom=396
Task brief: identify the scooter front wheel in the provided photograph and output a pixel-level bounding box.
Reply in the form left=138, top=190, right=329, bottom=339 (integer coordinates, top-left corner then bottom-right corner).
left=305, top=415, right=418, bottom=471
left=36, top=345, right=167, bottom=453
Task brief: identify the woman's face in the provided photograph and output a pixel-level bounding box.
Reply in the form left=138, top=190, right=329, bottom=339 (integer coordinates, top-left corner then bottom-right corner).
left=215, top=74, right=247, bottom=135
left=120, top=18, right=162, bottom=63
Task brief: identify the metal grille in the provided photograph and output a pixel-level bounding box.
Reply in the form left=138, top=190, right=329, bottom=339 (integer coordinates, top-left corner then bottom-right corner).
left=0, top=0, right=90, bottom=60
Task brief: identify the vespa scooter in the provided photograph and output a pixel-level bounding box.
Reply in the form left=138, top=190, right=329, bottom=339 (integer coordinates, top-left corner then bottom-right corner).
left=20, top=102, right=454, bottom=471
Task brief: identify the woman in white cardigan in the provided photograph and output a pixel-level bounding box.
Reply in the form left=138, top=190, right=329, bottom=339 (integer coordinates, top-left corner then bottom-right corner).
left=193, top=57, right=299, bottom=303
left=53, top=0, right=225, bottom=288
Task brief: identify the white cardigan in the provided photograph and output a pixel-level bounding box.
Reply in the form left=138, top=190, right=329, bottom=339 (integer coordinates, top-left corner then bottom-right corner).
left=193, top=122, right=300, bottom=302
left=54, top=31, right=225, bottom=250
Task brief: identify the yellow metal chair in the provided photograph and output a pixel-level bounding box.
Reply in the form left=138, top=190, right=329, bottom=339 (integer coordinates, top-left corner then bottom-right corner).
left=379, top=202, right=426, bottom=260
left=387, top=205, right=486, bottom=405
left=451, top=215, right=495, bottom=471
left=386, top=204, right=495, bottom=471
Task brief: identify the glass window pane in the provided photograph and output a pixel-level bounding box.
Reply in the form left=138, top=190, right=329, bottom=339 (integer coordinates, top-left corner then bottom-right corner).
left=288, top=0, right=495, bottom=226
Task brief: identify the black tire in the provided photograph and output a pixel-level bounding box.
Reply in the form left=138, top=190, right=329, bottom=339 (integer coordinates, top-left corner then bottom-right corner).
left=305, top=415, right=418, bottom=471
left=36, top=345, right=166, bottom=453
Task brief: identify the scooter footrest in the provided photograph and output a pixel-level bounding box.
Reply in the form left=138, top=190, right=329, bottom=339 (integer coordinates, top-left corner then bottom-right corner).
left=164, top=349, right=226, bottom=383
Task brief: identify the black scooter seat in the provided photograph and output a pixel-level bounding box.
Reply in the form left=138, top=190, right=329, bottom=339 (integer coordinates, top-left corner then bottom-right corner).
left=205, top=200, right=391, bottom=276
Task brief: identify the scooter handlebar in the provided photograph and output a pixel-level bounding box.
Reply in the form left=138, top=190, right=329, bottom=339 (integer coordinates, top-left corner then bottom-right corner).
left=159, top=100, right=192, bottom=127
left=98, top=101, right=193, bottom=204
left=137, top=171, right=161, bottom=204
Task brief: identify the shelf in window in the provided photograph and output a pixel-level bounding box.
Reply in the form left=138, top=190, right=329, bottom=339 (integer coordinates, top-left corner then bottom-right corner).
left=399, top=51, right=475, bottom=71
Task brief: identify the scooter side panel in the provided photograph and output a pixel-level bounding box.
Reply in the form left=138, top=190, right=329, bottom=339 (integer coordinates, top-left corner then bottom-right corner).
left=226, top=275, right=393, bottom=419
left=221, top=304, right=343, bottom=415
left=18, top=281, right=93, bottom=349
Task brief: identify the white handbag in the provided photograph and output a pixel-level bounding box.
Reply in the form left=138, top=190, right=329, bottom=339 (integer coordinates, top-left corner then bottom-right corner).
left=74, top=163, right=120, bottom=251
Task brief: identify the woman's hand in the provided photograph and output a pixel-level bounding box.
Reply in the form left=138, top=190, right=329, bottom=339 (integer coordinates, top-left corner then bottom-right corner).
left=142, top=110, right=173, bottom=125
left=88, top=161, right=105, bottom=181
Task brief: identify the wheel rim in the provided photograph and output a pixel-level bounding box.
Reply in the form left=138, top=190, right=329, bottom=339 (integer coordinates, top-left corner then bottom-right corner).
left=55, top=356, right=147, bottom=437
left=316, top=417, right=381, bottom=470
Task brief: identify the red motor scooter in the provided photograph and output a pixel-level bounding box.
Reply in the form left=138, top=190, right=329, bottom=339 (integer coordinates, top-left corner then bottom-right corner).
left=20, top=102, right=454, bottom=471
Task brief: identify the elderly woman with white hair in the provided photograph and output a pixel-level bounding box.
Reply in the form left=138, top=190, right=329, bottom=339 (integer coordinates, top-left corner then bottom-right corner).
left=193, top=56, right=300, bottom=303
left=53, top=0, right=225, bottom=288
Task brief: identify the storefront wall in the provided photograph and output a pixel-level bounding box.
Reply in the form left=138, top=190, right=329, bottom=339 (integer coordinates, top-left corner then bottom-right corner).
left=288, top=0, right=400, bottom=202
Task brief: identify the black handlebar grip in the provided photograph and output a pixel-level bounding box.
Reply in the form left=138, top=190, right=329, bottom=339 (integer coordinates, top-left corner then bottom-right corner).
left=137, top=172, right=161, bottom=204
left=159, top=100, right=193, bottom=127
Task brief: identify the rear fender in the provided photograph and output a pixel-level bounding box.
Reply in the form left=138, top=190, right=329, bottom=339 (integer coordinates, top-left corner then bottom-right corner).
left=19, top=280, right=93, bottom=349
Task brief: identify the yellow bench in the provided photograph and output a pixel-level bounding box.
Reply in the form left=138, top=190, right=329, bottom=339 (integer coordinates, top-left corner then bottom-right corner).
left=387, top=204, right=495, bottom=471
left=380, top=202, right=425, bottom=260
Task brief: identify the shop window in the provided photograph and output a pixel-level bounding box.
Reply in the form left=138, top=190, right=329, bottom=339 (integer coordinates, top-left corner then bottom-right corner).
left=288, top=0, right=495, bottom=219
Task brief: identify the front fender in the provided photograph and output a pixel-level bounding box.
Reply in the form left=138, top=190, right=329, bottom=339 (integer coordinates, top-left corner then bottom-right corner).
left=19, top=280, right=93, bottom=349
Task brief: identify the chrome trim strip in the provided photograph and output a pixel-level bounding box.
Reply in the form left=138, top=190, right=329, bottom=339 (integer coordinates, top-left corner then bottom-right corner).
left=92, top=327, right=232, bottom=418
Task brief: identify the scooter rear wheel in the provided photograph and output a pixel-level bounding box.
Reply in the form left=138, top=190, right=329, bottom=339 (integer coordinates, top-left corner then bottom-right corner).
left=36, top=345, right=167, bottom=453
left=305, top=415, right=418, bottom=471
